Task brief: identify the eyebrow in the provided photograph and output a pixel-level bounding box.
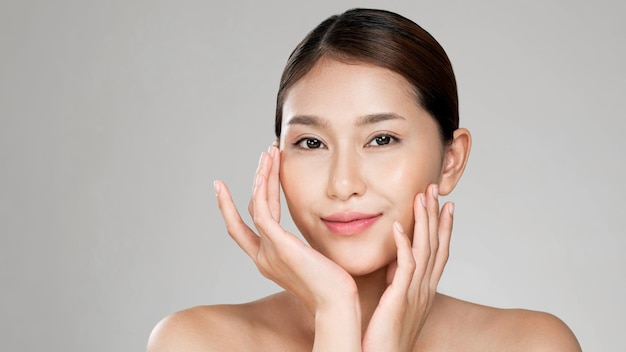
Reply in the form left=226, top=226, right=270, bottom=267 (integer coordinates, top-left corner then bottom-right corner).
left=287, top=115, right=328, bottom=127
left=287, top=113, right=405, bottom=127
left=356, top=113, right=406, bottom=126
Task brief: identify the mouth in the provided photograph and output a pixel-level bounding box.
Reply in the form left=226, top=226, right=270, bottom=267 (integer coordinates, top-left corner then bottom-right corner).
left=321, top=212, right=382, bottom=235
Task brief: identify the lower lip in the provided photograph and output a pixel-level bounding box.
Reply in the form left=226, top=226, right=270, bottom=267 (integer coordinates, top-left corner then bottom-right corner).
left=322, top=215, right=381, bottom=235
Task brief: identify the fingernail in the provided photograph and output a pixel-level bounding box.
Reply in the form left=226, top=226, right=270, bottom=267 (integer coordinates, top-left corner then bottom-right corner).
left=419, top=193, right=426, bottom=208
left=393, top=221, right=404, bottom=234
left=268, top=146, right=277, bottom=158
left=213, top=180, right=221, bottom=195
left=432, top=184, right=439, bottom=199
left=448, top=202, right=455, bottom=216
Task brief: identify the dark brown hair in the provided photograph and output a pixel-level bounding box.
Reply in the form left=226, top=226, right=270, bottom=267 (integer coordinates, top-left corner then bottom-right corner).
left=275, top=8, right=458, bottom=144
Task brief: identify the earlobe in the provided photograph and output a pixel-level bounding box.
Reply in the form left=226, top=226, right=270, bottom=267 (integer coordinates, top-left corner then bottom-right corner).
left=438, top=128, right=472, bottom=196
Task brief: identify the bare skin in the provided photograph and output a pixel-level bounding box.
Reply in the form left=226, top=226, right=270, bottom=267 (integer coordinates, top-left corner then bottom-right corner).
left=148, top=59, right=581, bottom=351
left=149, top=292, right=580, bottom=351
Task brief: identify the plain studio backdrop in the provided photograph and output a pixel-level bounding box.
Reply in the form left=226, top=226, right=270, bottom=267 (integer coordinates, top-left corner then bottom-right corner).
left=1, top=0, right=624, bottom=351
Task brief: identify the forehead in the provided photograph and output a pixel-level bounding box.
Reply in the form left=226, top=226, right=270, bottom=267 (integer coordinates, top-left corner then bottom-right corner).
left=282, top=58, right=419, bottom=124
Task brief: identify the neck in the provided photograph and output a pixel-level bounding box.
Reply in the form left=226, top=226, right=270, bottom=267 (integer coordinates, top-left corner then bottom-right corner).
left=353, top=266, right=389, bottom=333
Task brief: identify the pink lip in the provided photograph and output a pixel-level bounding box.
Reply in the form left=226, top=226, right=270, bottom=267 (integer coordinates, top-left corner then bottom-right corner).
left=322, top=212, right=381, bottom=235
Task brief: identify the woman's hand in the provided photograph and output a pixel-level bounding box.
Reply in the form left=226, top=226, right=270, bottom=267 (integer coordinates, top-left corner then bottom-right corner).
left=214, top=146, right=362, bottom=351
left=362, top=184, right=453, bottom=352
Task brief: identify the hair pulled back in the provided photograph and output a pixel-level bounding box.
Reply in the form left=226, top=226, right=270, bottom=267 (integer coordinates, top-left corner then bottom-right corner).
left=275, top=8, right=458, bottom=144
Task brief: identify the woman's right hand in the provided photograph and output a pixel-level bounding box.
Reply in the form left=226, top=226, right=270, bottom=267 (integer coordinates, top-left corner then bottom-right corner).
left=213, top=146, right=359, bottom=317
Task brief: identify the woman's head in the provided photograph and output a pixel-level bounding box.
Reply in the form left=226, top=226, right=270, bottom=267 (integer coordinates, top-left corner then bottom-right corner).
left=275, top=9, right=471, bottom=275
left=275, top=8, right=458, bottom=146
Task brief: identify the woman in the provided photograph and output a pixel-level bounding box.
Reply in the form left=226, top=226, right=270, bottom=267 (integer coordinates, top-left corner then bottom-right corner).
left=149, top=8, right=581, bottom=351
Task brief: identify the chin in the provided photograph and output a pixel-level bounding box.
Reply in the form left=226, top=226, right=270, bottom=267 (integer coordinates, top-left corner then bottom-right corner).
left=326, top=248, right=395, bottom=278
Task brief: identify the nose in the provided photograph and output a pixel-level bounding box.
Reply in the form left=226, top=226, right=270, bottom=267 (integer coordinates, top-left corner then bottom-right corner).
left=326, top=148, right=366, bottom=201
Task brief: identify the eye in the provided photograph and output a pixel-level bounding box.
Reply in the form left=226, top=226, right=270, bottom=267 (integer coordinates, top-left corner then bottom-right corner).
left=295, top=137, right=325, bottom=149
left=367, top=134, right=397, bottom=147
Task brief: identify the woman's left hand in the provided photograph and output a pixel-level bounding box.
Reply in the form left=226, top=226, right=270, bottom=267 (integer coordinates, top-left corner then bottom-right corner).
left=362, top=184, right=453, bottom=352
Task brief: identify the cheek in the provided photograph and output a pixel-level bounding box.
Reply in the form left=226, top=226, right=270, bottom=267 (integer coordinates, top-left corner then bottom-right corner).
left=365, top=151, right=439, bottom=195
left=279, top=155, right=317, bottom=215
left=364, top=151, right=441, bottom=228
left=378, top=161, right=423, bottom=216
left=279, top=157, right=299, bottom=204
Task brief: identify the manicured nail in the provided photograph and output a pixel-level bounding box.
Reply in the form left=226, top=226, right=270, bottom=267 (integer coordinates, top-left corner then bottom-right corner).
left=448, top=202, right=455, bottom=216
left=393, top=221, right=404, bottom=234
left=213, top=180, right=221, bottom=195
left=268, top=146, right=277, bottom=158
left=432, top=184, right=439, bottom=199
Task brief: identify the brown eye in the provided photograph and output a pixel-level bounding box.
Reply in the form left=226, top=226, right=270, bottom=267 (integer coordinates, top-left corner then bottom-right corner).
left=296, top=138, right=325, bottom=149
left=368, top=134, right=396, bottom=146
left=307, top=139, right=321, bottom=148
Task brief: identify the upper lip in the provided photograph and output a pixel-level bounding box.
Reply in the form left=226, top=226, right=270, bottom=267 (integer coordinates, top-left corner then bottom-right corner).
left=322, top=212, right=381, bottom=223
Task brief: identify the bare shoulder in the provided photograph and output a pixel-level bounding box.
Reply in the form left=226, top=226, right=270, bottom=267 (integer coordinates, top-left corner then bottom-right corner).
left=489, top=308, right=582, bottom=351
left=147, top=304, right=250, bottom=352
left=429, top=294, right=581, bottom=352
left=147, top=292, right=311, bottom=352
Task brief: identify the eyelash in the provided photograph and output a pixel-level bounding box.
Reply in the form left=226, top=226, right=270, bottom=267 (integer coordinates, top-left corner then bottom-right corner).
left=294, top=137, right=326, bottom=150
left=293, top=134, right=400, bottom=150
left=366, top=133, right=399, bottom=147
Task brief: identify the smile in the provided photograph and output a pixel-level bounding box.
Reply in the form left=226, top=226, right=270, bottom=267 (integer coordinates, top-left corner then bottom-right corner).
left=321, top=212, right=382, bottom=235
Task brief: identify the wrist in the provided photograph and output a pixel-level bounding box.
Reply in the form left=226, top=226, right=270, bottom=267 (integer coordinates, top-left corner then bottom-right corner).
left=315, top=282, right=359, bottom=313
left=313, top=298, right=362, bottom=352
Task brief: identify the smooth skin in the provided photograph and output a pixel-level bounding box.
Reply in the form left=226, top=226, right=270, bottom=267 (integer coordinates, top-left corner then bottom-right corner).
left=148, top=59, right=581, bottom=351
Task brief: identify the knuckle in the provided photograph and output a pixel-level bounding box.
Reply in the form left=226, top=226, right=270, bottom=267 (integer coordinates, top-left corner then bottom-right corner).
left=252, top=211, right=264, bottom=227
left=429, top=281, right=439, bottom=292
left=406, top=257, right=417, bottom=272
left=256, top=255, right=273, bottom=277
left=247, top=201, right=254, bottom=217
left=417, top=288, right=430, bottom=305
left=224, top=220, right=241, bottom=237
left=428, top=244, right=436, bottom=255
left=257, top=264, right=272, bottom=279
left=441, top=251, right=450, bottom=263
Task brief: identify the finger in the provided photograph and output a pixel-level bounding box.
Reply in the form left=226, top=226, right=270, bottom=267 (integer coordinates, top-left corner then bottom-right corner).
left=423, top=184, right=441, bottom=282
left=386, top=260, right=398, bottom=286
left=430, top=201, right=453, bottom=287
left=214, top=180, right=260, bottom=257
left=426, top=184, right=440, bottom=246
left=251, top=152, right=285, bottom=241
left=267, top=146, right=281, bottom=222
left=248, top=151, right=267, bottom=218
left=389, top=221, right=416, bottom=291
left=411, top=193, right=430, bottom=280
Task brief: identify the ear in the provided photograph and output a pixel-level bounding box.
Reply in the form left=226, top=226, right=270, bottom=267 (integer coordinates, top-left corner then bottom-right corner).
left=438, top=128, right=471, bottom=196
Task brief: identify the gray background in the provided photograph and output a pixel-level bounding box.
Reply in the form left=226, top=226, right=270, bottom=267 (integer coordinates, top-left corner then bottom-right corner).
left=1, top=0, right=624, bottom=351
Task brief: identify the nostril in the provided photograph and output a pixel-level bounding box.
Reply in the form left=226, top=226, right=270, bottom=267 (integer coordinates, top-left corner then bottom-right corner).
left=327, top=173, right=366, bottom=201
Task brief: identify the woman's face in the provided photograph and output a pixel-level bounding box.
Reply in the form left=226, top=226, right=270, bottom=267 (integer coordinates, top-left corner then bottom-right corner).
left=279, top=58, right=445, bottom=276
